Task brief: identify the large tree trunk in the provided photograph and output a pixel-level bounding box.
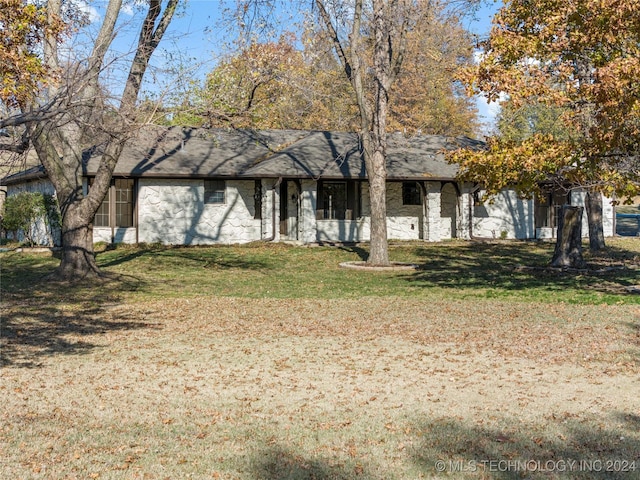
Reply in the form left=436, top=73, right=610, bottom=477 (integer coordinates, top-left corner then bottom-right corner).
left=551, top=205, right=585, bottom=268
left=55, top=205, right=101, bottom=280
left=585, top=190, right=606, bottom=251
left=24, top=0, right=178, bottom=282
left=315, top=0, right=409, bottom=267
left=366, top=148, right=389, bottom=265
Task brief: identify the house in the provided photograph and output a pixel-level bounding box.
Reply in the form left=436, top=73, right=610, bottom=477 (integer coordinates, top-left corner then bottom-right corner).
left=1, top=126, right=616, bottom=246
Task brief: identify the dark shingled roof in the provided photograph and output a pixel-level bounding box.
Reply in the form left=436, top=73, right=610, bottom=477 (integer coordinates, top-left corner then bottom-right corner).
left=3, top=127, right=484, bottom=185
left=243, top=131, right=365, bottom=179
left=84, top=126, right=309, bottom=178
left=1, top=165, right=47, bottom=185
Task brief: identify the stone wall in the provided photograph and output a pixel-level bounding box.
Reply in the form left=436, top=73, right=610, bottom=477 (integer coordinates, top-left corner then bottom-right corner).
left=137, top=179, right=262, bottom=245
left=472, top=190, right=536, bottom=239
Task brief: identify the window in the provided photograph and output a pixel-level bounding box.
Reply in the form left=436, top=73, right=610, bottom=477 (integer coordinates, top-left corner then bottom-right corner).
left=402, top=182, right=421, bottom=205
left=94, top=191, right=110, bottom=227
left=115, top=179, right=134, bottom=227
left=91, top=178, right=135, bottom=228
left=317, top=181, right=359, bottom=220
left=535, top=189, right=570, bottom=229
left=204, top=180, right=225, bottom=204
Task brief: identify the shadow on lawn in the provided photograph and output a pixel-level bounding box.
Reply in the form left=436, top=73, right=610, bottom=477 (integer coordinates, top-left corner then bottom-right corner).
left=403, top=241, right=640, bottom=297
left=97, top=244, right=275, bottom=271
left=410, top=412, right=640, bottom=479
left=1, top=258, right=156, bottom=368
left=250, top=446, right=376, bottom=480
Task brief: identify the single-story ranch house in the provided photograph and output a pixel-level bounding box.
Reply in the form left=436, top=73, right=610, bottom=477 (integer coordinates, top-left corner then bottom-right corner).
left=1, top=126, right=615, bottom=246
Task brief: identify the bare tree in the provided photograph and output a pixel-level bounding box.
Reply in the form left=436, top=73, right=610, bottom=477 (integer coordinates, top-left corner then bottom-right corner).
left=8, top=0, right=180, bottom=280
left=314, top=0, right=413, bottom=265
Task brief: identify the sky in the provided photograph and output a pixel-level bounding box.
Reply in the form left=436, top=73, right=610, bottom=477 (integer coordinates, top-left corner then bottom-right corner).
left=83, top=0, right=503, bottom=135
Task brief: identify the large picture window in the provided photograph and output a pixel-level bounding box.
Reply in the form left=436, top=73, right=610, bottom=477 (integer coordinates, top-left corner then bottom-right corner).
left=317, top=181, right=360, bottom=220
left=92, top=178, right=135, bottom=228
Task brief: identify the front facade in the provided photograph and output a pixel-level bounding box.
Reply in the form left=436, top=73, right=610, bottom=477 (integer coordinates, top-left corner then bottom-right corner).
left=86, top=177, right=475, bottom=245
left=2, top=127, right=615, bottom=246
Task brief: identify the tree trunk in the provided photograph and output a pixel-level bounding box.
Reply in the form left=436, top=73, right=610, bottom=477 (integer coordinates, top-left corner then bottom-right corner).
left=24, top=0, right=178, bottom=282
left=585, top=190, right=606, bottom=251
left=551, top=205, right=585, bottom=268
left=54, top=203, right=101, bottom=280
left=367, top=149, right=389, bottom=265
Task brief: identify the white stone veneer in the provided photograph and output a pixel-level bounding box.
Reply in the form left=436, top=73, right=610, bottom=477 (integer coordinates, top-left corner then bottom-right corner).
left=137, top=179, right=262, bottom=245
left=472, top=190, right=536, bottom=239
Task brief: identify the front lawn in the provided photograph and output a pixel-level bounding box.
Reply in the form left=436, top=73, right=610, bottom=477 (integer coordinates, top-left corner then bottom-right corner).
left=1, top=239, right=639, bottom=479
left=2, top=238, right=640, bottom=304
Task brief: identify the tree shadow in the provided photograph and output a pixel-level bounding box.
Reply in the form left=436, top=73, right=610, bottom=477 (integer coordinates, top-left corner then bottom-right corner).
left=94, top=243, right=164, bottom=268
left=402, top=241, right=640, bottom=297
left=338, top=244, right=369, bottom=261
left=1, top=266, right=156, bottom=368
left=410, top=412, right=640, bottom=479
left=248, top=446, right=376, bottom=480
left=95, top=244, right=275, bottom=271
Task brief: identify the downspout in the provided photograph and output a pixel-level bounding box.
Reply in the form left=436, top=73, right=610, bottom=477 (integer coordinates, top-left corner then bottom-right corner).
left=264, top=177, right=282, bottom=242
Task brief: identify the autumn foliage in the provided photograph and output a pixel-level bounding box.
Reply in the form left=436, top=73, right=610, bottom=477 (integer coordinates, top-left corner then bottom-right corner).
left=190, top=4, right=478, bottom=136
left=0, top=0, right=66, bottom=107
left=452, top=0, right=640, bottom=201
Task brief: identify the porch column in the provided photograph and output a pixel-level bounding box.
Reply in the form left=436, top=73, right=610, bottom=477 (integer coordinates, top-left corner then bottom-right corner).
left=457, top=183, right=472, bottom=240
left=424, top=181, right=441, bottom=242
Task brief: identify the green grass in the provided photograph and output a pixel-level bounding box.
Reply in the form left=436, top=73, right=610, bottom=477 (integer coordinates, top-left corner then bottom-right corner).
left=2, top=238, right=639, bottom=305
left=2, top=239, right=639, bottom=479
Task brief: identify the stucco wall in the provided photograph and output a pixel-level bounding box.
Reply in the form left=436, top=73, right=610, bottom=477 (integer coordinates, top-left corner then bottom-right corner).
left=472, top=190, right=536, bottom=239
left=94, top=227, right=137, bottom=244
left=137, top=179, right=261, bottom=245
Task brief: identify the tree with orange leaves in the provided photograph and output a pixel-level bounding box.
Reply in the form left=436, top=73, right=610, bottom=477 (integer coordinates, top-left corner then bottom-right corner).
left=0, top=0, right=66, bottom=110
left=452, top=0, right=640, bottom=255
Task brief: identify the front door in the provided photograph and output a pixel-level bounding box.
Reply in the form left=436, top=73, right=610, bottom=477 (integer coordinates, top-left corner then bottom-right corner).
left=279, top=180, right=300, bottom=240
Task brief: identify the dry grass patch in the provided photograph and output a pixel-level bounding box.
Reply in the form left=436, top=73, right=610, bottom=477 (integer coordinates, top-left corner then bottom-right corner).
left=2, top=296, right=639, bottom=479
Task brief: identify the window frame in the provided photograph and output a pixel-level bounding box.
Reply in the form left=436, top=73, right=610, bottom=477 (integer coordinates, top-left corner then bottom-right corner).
left=402, top=182, right=422, bottom=206
left=204, top=179, right=226, bottom=204
left=316, top=180, right=360, bottom=220
left=91, top=178, right=135, bottom=228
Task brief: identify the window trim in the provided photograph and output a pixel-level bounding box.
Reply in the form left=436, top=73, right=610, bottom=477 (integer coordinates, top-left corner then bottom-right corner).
left=316, top=180, right=360, bottom=220
left=402, top=181, right=421, bottom=206
left=91, top=178, right=135, bottom=228
left=204, top=179, right=226, bottom=204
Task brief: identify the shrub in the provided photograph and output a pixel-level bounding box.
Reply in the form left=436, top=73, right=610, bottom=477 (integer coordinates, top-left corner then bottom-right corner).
left=2, top=192, right=60, bottom=246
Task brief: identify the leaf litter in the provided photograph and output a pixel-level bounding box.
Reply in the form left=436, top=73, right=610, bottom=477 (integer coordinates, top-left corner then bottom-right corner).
left=2, top=296, right=639, bottom=478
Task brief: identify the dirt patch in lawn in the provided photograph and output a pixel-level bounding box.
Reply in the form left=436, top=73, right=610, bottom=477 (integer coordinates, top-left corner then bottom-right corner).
left=2, top=297, right=639, bottom=479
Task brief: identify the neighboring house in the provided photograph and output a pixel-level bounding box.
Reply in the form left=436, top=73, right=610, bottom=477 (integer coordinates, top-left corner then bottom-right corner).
left=1, top=126, right=615, bottom=246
